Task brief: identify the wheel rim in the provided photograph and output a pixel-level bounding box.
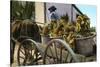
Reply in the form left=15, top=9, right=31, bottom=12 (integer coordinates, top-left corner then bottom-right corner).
left=43, top=39, right=78, bottom=64
left=17, top=39, right=41, bottom=65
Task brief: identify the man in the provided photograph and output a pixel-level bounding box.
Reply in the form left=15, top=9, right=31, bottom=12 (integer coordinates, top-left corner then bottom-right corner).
left=43, top=6, right=59, bottom=37
left=48, top=6, right=59, bottom=22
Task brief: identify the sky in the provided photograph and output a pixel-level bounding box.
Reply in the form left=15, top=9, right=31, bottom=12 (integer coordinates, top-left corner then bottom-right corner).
left=76, top=4, right=97, bottom=27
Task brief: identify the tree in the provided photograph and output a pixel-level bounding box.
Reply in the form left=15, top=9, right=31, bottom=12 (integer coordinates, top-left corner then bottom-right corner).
left=11, top=1, right=35, bottom=21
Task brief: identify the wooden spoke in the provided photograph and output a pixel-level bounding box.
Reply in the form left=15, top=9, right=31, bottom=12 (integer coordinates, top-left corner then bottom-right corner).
left=54, top=42, right=58, bottom=62
left=60, top=47, right=62, bottom=63
left=19, top=56, right=25, bottom=59
left=20, top=49, right=25, bottom=55
left=64, top=51, right=69, bottom=63
left=49, top=46, right=54, bottom=58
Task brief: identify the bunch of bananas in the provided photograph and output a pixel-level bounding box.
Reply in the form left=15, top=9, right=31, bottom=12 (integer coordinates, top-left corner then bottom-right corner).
left=55, top=15, right=76, bottom=49
left=42, top=14, right=91, bottom=49
left=42, top=21, right=58, bottom=37
left=76, top=14, right=90, bottom=36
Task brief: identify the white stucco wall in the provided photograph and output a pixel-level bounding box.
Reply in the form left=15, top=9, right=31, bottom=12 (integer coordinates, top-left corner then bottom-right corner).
left=35, top=2, right=45, bottom=26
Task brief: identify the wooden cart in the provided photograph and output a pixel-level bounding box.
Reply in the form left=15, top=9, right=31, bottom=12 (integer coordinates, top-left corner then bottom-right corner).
left=12, top=34, right=96, bottom=66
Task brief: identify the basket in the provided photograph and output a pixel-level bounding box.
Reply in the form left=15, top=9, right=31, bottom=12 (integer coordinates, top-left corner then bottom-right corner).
left=75, top=35, right=96, bottom=56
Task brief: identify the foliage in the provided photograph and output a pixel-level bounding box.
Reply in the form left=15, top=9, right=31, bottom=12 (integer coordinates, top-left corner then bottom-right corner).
left=90, top=27, right=96, bottom=32
left=11, top=1, right=35, bottom=21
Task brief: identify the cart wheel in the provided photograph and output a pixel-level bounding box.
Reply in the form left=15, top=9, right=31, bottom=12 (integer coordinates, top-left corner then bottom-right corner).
left=17, top=39, right=42, bottom=66
left=43, top=39, right=79, bottom=64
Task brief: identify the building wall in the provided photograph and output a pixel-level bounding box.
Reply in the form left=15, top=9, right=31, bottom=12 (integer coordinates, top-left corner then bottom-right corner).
left=35, top=2, right=45, bottom=26
left=35, top=2, right=82, bottom=25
